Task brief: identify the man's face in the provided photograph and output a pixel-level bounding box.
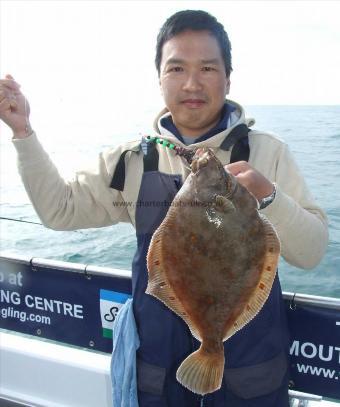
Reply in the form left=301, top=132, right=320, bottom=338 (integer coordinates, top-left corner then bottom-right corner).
left=159, top=30, right=230, bottom=138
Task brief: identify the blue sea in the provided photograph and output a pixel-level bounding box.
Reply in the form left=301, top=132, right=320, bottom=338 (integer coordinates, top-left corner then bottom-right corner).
left=1, top=105, right=339, bottom=298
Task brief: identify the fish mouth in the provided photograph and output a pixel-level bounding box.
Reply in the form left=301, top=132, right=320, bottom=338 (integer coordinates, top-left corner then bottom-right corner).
left=191, top=149, right=210, bottom=173
left=191, top=148, right=223, bottom=174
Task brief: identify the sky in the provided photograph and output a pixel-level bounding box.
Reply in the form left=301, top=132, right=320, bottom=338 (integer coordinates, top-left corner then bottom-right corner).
left=0, top=0, right=339, bottom=138
left=0, top=0, right=340, bottom=105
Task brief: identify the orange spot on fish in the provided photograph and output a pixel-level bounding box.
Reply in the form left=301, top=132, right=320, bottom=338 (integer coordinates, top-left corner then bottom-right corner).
left=191, top=234, right=197, bottom=242
left=206, top=296, right=215, bottom=305
left=154, top=260, right=160, bottom=266
left=259, top=282, right=265, bottom=290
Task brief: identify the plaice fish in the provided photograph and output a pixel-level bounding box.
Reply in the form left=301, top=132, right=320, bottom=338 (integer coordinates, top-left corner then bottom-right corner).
left=146, top=147, right=280, bottom=395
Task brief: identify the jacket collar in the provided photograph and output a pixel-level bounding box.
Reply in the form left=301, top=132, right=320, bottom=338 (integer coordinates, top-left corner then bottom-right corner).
left=153, top=99, right=255, bottom=149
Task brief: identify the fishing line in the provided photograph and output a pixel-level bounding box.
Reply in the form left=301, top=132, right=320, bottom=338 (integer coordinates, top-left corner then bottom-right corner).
left=3, top=134, right=188, bottom=233
left=0, top=216, right=87, bottom=235
left=1, top=216, right=42, bottom=226
left=23, top=92, right=32, bottom=137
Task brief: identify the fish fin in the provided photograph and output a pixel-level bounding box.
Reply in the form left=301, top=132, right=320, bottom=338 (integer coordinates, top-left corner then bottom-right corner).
left=146, top=226, right=164, bottom=282
left=215, top=195, right=235, bottom=213
left=176, top=342, right=224, bottom=395
left=223, top=216, right=280, bottom=340
left=146, top=223, right=202, bottom=341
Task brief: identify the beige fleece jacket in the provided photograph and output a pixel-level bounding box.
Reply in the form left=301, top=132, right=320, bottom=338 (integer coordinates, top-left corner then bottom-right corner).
left=13, top=100, right=328, bottom=269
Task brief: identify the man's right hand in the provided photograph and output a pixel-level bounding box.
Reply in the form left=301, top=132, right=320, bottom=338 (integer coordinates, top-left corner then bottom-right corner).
left=0, top=74, right=32, bottom=139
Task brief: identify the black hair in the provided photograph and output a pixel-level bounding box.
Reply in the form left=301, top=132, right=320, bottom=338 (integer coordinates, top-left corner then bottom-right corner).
left=155, top=10, right=232, bottom=76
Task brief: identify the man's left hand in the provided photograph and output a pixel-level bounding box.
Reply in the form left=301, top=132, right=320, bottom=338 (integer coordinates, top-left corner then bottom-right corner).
left=225, top=161, right=274, bottom=201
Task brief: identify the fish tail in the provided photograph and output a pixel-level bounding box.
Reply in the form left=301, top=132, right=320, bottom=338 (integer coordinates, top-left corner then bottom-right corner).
left=176, top=342, right=224, bottom=395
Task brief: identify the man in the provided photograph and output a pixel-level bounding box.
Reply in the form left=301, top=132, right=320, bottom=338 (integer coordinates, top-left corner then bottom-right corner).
left=0, top=10, right=328, bottom=407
